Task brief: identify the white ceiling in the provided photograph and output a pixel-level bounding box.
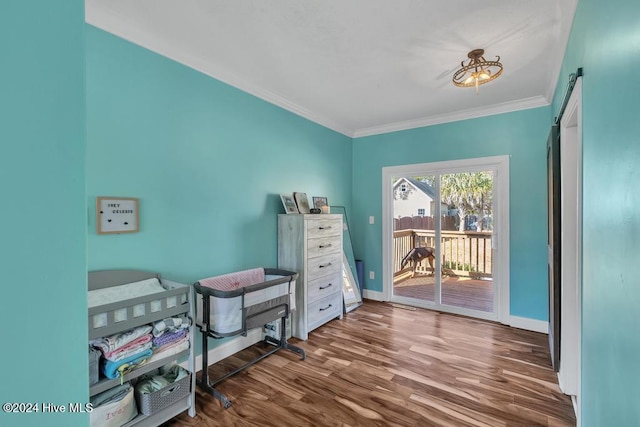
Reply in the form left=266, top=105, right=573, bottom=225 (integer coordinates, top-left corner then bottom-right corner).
left=86, top=0, right=578, bottom=137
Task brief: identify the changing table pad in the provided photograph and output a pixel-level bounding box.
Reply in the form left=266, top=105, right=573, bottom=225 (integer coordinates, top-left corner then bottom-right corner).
left=88, top=278, right=166, bottom=308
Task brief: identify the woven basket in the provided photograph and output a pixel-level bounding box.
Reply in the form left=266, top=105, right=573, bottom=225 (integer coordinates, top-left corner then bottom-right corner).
left=135, top=372, right=191, bottom=415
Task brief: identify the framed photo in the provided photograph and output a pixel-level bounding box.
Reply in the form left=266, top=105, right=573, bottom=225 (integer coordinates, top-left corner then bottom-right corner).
left=293, top=192, right=311, bottom=214
left=312, top=197, right=328, bottom=209
left=280, top=194, right=299, bottom=214
left=97, top=197, right=139, bottom=234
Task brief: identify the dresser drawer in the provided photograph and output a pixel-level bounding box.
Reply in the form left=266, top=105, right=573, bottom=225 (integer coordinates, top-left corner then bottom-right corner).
left=307, top=292, right=342, bottom=332
left=307, top=272, right=341, bottom=304
left=307, top=252, right=341, bottom=281
left=307, top=235, right=341, bottom=259
left=306, top=218, right=341, bottom=239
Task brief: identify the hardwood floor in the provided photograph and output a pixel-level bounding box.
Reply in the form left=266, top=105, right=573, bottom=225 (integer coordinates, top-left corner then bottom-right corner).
left=167, top=301, right=575, bottom=427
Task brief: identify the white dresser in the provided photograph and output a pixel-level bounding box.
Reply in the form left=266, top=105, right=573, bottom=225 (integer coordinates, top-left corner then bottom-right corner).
left=278, top=214, right=343, bottom=340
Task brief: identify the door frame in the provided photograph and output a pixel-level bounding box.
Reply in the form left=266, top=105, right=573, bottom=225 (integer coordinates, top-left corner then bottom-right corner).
left=382, top=155, right=510, bottom=323
left=559, top=77, right=582, bottom=423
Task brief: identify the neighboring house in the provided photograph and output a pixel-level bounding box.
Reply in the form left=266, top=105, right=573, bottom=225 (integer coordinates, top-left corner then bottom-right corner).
left=393, top=177, right=449, bottom=218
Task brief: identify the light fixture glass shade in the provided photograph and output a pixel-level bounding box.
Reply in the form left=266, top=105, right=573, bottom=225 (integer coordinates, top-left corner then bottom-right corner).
left=453, top=49, right=503, bottom=92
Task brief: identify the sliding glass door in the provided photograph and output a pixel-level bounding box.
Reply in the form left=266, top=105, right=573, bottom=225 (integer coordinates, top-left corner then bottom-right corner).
left=383, top=157, right=508, bottom=322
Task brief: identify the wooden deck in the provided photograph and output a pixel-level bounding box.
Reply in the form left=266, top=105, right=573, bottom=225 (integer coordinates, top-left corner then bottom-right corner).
left=394, top=275, right=494, bottom=312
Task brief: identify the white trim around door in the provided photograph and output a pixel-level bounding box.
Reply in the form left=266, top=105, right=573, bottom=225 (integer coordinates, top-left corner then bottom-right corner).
left=558, top=77, right=582, bottom=425
left=382, top=155, right=510, bottom=324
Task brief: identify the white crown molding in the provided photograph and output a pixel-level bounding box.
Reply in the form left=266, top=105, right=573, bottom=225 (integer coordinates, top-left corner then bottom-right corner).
left=86, top=4, right=567, bottom=140
left=352, top=95, right=550, bottom=138
left=86, top=6, right=354, bottom=137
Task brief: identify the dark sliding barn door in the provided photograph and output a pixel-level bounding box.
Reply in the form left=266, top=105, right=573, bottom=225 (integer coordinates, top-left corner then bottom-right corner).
left=547, top=124, right=561, bottom=372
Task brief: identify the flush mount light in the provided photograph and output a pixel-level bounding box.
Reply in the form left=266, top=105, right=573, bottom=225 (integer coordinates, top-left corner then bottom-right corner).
left=452, top=49, right=503, bottom=93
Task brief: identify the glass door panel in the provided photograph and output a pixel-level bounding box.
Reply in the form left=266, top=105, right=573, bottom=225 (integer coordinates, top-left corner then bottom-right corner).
left=392, top=175, right=437, bottom=303
left=440, top=171, right=494, bottom=313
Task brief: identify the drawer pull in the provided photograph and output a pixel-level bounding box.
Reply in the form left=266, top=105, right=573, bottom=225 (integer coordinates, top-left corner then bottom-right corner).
left=318, top=226, right=332, bottom=230
left=319, top=304, right=333, bottom=311
left=319, top=263, right=332, bottom=268
left=318, top=243, right=333, bottom=249
left=319, top=283, right=333, bottom=290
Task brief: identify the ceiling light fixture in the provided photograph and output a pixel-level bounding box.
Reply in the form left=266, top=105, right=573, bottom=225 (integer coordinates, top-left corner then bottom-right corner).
left=452, top=49, right=503, bottom=94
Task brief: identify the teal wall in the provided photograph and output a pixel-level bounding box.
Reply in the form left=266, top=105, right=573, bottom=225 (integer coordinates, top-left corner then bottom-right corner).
left=11, top=2, right=637, bottom=423
left=0, top=1, right=88, bottom=427
left=552, top=0, right=640, bottom=424
left=352, top=107, right=551, bottom=321
left=85, top=25, right=351, bottom=296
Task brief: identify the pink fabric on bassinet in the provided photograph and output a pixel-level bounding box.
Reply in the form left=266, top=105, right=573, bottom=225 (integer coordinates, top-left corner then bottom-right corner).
left=198, top=268, right=265, bottom=291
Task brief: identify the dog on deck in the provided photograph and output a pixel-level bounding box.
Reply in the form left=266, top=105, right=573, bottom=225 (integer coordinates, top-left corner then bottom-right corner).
left=401, top=247, right=436, bottom=278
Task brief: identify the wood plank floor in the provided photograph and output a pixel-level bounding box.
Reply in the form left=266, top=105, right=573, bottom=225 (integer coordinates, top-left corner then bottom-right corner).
left=166, top=301, right=575, bottom=427
left=394, top=276, right=494, bottom=313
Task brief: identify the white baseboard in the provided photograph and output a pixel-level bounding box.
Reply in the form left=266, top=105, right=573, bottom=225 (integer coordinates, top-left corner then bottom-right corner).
left=363, top=289, right=385, bottom=301
left=508, top=315, right=548, bottom=334
left=193, top=328, right=263, bottom=371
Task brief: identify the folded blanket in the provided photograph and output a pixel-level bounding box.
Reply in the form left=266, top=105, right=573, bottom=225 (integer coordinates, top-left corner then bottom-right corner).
left=153, top=336, right=189, bottom=354
left=90, top=383, right=132, bottom=407
left=147, top=339, right=190, bottom=365
left=152, top=317, right=190, bottom=337
left=152, top=329, right=187, bottom=348
left=198, top=268, right=265, bottom=291
left=101, top=349, right=153, bottom=379
left=104, top=336, right=152, bottom=362
left=90, top=325, right=153, bottom=354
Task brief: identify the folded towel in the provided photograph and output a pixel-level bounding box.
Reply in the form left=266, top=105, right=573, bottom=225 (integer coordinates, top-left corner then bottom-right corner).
left=152, top=329, right=187, bottom=348
left=198, top=268, right=265, bottom=291
left=103, top=334, right=152, bottom=362
left=153, top=336, right=189, bottom=355
left=105, top=341, right=152, bottom=363
left=90, top=325, right=153, bottom=354
left=101, top=349, right=153, bottom=379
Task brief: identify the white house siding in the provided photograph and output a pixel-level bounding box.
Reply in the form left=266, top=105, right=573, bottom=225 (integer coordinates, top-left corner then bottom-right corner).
left=394, top=191, right=433, bottom=218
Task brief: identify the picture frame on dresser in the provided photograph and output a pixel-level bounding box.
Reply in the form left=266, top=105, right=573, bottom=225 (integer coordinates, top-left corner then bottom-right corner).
left=312, top=196, right=328, bottom=209
left=293, top=192, right=311, bottom=214
left=280, top=194, right=299, bottom=214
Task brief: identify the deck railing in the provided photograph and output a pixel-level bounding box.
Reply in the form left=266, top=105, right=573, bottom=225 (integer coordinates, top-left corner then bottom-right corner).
left=394, top=229, right=493, bottom=279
